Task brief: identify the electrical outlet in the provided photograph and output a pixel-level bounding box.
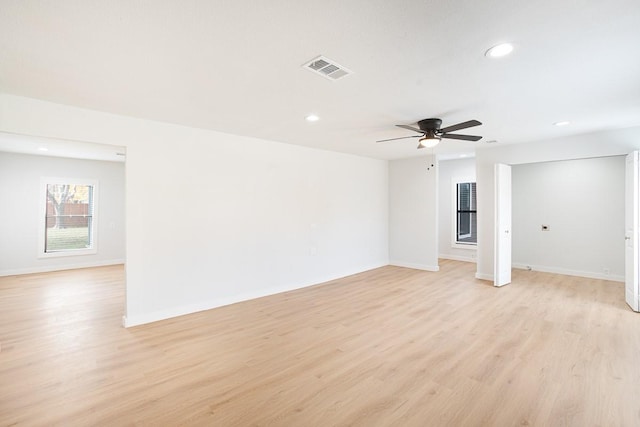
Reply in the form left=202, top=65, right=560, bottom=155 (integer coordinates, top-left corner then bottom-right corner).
left=604, top=268, right=610, bottom=275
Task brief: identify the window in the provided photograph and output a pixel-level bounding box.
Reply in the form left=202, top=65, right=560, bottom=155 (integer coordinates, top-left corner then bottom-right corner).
left=454, top=181, right=477, bottom=246
left=40, top=179, right=98, bottom=257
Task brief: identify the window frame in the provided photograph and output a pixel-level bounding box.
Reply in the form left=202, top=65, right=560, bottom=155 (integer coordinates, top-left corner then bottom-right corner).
left=451, top=177, right=477, bottom=249
left=38, top=177, right=99, bottom=258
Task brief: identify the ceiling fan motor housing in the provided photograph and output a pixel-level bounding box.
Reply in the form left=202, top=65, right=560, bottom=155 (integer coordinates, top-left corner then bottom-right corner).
left=418, top=118, right=442, bottom=131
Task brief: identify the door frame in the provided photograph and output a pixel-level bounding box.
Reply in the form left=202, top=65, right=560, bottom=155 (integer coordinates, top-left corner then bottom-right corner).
left=625, top=151, right=639, bottom=311
left=494, top=163, right=512, bottom=287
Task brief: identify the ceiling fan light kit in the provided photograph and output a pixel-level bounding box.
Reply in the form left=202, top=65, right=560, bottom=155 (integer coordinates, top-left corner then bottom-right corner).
left=418, top=130, right=441, bottom=148
left=418, top=138, right=440, bottom=148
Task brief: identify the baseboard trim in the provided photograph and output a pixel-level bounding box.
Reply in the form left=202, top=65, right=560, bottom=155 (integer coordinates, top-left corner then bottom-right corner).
left=124, top=262, right=389, bottom=328
left=439, top=254, right=477, bottom=263
left=389, top=261, right=440, bottom=272
left=0, top=259, right=125, bottom=277
left=475, top=272, right=493, bottom=281
left=124, top=292, right=281, bottom=328
left=512, top=263, right=624, bottom=283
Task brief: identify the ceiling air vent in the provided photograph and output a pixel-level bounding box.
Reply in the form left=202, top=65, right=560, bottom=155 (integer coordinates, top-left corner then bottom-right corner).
left=303, top=56, right=353, bottom=81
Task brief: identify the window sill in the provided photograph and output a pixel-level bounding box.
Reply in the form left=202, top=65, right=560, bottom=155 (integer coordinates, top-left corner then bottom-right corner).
left=451, top=242, right=477, bottom=250
left=39, top=248, right=97, bottom=258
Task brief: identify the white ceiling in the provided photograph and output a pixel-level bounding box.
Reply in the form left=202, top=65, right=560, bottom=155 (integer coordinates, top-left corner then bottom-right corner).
left=0, top=0, right=639, bottom=160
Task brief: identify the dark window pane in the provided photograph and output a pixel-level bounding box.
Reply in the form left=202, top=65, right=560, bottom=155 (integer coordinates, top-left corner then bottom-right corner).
left=456, top=182, right=477, bottom=244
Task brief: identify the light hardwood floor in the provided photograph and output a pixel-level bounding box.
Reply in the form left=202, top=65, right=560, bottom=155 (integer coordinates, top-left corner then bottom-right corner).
left=1, top=260, right=640, bottom=426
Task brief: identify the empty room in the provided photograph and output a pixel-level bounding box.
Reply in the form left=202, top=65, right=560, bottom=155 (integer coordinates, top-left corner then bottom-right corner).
left=2, top=1, right=640, bottom=425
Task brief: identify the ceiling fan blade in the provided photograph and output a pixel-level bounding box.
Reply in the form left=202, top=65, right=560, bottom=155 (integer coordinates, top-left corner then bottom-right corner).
left=376, top=135, right=422, bottom=143
left=396, top=124, right=424, bottom=134
left=441, top=133, right=482, bottom=141
left=440, top=120, right=482, bottom=133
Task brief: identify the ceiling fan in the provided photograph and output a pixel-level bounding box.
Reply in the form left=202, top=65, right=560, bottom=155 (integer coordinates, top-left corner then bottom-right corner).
left=377, top=118, right=482, bottom=148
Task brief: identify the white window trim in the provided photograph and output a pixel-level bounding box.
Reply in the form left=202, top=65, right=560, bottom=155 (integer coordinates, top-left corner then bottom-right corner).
left=451, top=176, right=477, bottom=250
left=38, top=177, right=99, bottom=258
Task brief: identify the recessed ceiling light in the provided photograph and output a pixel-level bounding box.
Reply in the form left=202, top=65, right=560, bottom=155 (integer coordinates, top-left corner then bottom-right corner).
left=305, top=114, right=320, bottom=122
left=38, top=147, right=48, bottom=151
left=485, top=43, right=514, bottom=58
left=554, top=121, right=570, bottom=126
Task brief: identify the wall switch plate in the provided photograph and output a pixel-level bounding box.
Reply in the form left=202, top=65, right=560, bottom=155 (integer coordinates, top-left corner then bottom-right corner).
left=541, top=225, right=549, bottom=231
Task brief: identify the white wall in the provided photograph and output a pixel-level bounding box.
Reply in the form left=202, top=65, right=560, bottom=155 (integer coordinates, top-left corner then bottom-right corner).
left=476, top=127, right=640, bottom=281
left=0, top=94, right=389, bottom=326
left=512, top=156, right=625, bottom=281
left=438, top=158, right=476, bottom=262
left=0, top=152, right=125, bottom=275
left=389, top=156, right=438, bottom=271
